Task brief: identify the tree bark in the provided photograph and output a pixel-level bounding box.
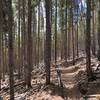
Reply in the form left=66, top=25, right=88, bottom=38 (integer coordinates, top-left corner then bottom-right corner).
left=0, top=0, right=3, bottom=90
left=71, top=1, right=75, bottom=65
left=22, top=0, right=27, bottom=83
left=64, top=0, right=68, bottom=63
left=18, top=0, right=21, bottom=79
left=86, top=0, right=93, bottom=79
left=97, top=0, right=100, bottom=60
left=55, top=0, right=57, bottom=64
left=8, top=0, right=14, bottom=99
left=91, top=1, right=96, bottom=56
left=26, top=0, right=32, bottom=87
left=45, top=0, right=51, bottom=85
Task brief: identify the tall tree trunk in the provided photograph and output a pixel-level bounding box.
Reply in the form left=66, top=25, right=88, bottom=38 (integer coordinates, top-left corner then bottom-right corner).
left=97, top=0, right=100, bottom=60
left=37, top=3, right=40, bottom=66
left=45, top=0, right=51, bottom=85
left=0, top=0, right=3, bottom=90
left=32, top=9, right=37, bottom=66
left=86, top=0, right=93, bottom=79
left=41, top=5, right=45, bottom=62
left=91, top=1, right=96, bottom=56
left=71, top=1, right=75, bottom=65
left=67, top=8, right=71, bottom=59
left=64, top=0, right=68, bottom=63
left=2, top=34, right=5, bottom=80
left=4, top=34, right=8, bottom=75
left=76, top=5, right=79, bottom=58
left=60, top=1, right=64, bottom=60
left=55, top=0, right=57, bottom=64
left=18, top=0, right=21, bottom=79
left=8, top=0, right=14, bottom=99
left=27, top=0, right=32, bottom=87
left=22, top=0, right=27, bottom=82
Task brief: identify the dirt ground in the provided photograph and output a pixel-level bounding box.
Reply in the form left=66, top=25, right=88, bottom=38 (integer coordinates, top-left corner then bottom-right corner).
left=0, top=57, right=100, bottom=100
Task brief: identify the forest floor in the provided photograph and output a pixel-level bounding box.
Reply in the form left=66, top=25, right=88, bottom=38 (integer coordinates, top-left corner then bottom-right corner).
left=0, top=57, right=100, bottom=100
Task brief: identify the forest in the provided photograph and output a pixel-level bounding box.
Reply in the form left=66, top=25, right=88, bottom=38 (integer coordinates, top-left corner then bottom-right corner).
left=0, top=0, right=100, bottom=100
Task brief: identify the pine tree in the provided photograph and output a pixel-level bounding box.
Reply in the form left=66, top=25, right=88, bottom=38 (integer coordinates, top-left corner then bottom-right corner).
left=26, top=0, right=32, bottom=87
left=45, top=0, right=51, bottom=85
left=8, top=0, right=14, bottom=99
left=86, top=0, right=93, bottom=79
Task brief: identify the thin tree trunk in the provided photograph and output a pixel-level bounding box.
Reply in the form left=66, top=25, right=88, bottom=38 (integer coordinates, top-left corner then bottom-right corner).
left=2, top=33, right=5, bottom=80
left=45, top=0, right=51, bottom=85
left=55, top=0, right=57, bottom=64
left=60, top=1, right=64, bottom=60
left=71, top=1, right=75, bottom=65
left=22, top=0, right=27, bottom=82
left=37, top=3, right=40, bottom=66
left=86, top=0, right=93, bottom=79
left=32, top=9, right=37, bottom=66
left=91, top=1, right=96, bottom=56
left=97, top=0, right=100, bottom=60
left=27, top=0, right=32, bottom=87
left=0, top=0, right=3, bottom=90
left=8, top=0, right=14, bottom=99
left=64, top=0, right=68, bottom=63
left=18, top=0, right=21, bottom=79
left=67, top=8, right=71, bottom=59
left=76, top=5, right=79, bottom=57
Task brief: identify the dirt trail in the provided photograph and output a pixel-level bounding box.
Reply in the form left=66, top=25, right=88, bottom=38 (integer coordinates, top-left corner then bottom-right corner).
left=50, top=58, right=100, bottom=100
left=51, top=65, right=83, bottom=100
